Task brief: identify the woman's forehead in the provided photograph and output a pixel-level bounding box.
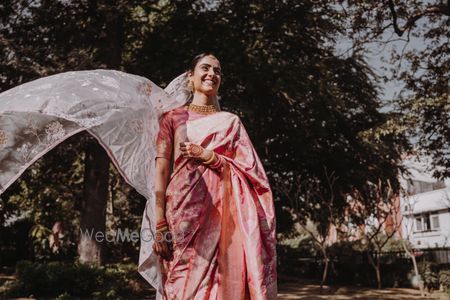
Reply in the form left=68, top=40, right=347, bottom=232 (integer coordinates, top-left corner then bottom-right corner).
left=197, top=56, right=220, bottom=67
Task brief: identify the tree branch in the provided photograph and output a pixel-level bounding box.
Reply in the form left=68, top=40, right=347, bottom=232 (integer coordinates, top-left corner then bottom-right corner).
left=387, top=0, right=450, bottom=36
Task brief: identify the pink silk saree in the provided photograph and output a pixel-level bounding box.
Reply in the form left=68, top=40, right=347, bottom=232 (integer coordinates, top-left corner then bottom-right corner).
left=154, top=106, right=277, bottom=299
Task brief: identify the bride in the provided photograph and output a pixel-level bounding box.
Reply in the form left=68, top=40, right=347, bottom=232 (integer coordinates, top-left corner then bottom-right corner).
left=0, top=53, right=277, bottom=299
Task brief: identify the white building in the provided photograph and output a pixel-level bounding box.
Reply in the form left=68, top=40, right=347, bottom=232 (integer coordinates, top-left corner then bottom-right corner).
left=400, top=157, right=450, bottom=249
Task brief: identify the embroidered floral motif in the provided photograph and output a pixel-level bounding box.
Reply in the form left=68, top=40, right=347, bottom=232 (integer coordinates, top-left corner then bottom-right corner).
left=137, top=81, right=153, bottom=96
left=17, top=142, right=38, bottom=161
left=82, top=111, right=98, bottom=118
left=24, top=118, right=39, bottom=135
left=130, top=119, right=144, bottom=134
left=0, top=130, right=7, bottom=146
left=45, top=121, right=66, bottom=144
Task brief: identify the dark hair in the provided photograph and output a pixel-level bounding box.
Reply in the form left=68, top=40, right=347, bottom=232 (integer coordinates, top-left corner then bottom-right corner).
left=187, top=52, right=219, bottom=73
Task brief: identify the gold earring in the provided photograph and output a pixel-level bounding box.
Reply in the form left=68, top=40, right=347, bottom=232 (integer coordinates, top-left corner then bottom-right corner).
left=187, top=81, right=194, bottom=92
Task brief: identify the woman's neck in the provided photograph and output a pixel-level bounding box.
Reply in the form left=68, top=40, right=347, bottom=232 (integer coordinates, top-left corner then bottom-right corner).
left=191, top=92, right=215, bottom=106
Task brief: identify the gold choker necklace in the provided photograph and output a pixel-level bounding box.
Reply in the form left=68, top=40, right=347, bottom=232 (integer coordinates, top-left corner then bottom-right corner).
left=187, top=103, right=217, bottom=114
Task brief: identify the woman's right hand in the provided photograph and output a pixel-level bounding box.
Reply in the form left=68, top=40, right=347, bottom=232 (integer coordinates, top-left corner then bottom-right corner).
left=153, top=230, right=173, bottom=260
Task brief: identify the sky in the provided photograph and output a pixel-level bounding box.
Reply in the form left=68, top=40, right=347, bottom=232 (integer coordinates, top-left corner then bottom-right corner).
left=332, top=6, right=430, bottom=112
left=364, top=28, right=426, bottom=103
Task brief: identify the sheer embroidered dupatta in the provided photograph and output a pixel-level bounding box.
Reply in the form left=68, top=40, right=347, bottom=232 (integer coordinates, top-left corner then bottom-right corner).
left=0, top=70, right=191, bottom=297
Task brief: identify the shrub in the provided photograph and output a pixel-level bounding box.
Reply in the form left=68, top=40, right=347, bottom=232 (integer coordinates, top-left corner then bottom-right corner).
left=4, top=260, right=144, bottom=299
left=439, top=269, right=450, bottom=291
left=418, top=262, right=439, bottom=291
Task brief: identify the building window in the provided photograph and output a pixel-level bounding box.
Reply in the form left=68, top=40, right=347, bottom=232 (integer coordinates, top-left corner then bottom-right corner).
left=415, top=217, right=422, bottom=231
left=431, top=214, right=440, bottom=230
left=414, top=213, right=440, bottom=232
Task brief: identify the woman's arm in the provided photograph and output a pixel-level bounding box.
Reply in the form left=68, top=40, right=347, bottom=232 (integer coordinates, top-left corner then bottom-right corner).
left=155, top=157, right=170, bottom=221
left=153, top=157, right=172, bottom=260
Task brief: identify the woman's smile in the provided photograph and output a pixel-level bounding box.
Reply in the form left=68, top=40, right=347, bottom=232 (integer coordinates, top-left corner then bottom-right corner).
left=202, top=78, right=216, bottom=87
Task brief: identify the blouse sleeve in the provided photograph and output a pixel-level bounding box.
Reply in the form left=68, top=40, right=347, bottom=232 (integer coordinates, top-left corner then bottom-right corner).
left=155, top=112, right=173, bottom=160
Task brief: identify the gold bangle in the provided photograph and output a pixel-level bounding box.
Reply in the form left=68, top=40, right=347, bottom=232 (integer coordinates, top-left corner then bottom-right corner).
left=156, top=225, right=168, bottom=233
left=203, top=151, right=216, bottom=165
left=209, top=154, right=223, bottom=170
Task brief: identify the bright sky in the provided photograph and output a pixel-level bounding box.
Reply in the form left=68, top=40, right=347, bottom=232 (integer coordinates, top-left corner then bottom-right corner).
left=364, top=27, right=426, bottom=103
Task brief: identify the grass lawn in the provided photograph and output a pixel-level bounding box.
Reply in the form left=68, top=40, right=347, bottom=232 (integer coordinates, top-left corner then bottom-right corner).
left=278, top=276, right=450, bottom=300
left=1, top=268, right=449, bottom=299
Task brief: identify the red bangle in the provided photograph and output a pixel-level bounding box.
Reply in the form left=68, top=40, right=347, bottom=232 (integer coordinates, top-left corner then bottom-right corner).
left=156, top=219, right=167, bottom=229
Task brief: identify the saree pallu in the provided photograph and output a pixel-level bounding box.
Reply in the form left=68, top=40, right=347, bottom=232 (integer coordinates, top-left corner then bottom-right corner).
left=154, top=106, right=277, bottom=299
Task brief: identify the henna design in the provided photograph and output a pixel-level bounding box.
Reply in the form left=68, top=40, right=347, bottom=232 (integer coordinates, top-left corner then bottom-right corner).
left=188, top=144, right=203, bottom=157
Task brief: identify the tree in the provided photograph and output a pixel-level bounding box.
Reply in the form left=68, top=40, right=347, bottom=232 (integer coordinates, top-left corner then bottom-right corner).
left=279, top=168, right=341, bottom=290
left=338, top=0, right=450, bottom=179
left=350, top=180, right=401, bottom=289
left=1, top=0, right=408, bottom=264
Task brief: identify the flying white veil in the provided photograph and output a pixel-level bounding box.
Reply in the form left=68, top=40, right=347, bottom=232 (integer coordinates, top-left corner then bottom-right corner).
left=0, top=69, right=194, bottom=297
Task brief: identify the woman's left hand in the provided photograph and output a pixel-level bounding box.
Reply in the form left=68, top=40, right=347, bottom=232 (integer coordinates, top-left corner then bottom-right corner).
left=179, top=142, right=212, bottom=162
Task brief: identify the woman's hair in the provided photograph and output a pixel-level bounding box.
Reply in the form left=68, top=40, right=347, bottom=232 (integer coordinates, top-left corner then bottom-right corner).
left=187, top=52, right=219, bottom=73
left=186, top=52, right=221, bottom=111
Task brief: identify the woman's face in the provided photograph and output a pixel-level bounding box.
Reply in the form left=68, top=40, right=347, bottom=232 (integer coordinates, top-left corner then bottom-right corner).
left=188, top=55, right=222, bottom=96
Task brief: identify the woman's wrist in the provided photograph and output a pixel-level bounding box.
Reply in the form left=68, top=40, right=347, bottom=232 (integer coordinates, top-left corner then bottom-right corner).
left=209, top=153, right=224, bottom=170
left=156, top=218, right=168, bottom=232
left=202, top=151, right=216, bottom=165
left=202, top=151, right=224, bottom=171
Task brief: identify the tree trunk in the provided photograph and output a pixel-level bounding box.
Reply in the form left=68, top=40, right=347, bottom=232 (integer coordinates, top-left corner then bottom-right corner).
left=77, top=1, right=124, bottom=265
left=376, top=259, right=381, bottom=289
left=402, top=241, right=425, bottom=296
left=367, top=251, right=382, bottom=289
left=320, top=247, right=329, bottom=292
left=78, top=141, right=109, bottom=265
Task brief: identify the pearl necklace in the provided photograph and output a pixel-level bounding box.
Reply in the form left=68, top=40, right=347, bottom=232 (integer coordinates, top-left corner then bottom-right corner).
left=187, top=103, right=218, bottom=114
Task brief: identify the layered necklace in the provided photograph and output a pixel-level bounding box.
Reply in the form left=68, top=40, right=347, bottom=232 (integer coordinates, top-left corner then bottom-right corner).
left=187, top=103, right=218, bottom=114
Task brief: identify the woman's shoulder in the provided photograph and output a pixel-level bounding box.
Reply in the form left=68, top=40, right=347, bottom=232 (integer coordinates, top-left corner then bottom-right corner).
left=217, top=110, right=243, bottom=125
left=162, top=105, right=187, bottom=119
left=217, top=110, right=240, bottom=120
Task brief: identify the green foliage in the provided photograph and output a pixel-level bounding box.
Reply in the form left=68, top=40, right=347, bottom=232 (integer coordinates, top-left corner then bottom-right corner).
left=418, top=262, right=439, bottom=291
left=0, top=0, right=410, bottom=247
left=0, top=218, right=33, bottom=266
left=439, top=269, right=450, bottom=292
left=382, top=237, right=410, bottom=252
left=1, top=133, right=86, bottom=261
left=4, top=260, right=145, bottom=299
left=415, top=263, right=450, bottom=293
left=278, top=240, right=414, bottom=287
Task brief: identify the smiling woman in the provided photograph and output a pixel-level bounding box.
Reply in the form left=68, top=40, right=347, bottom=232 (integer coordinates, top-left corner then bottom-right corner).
left=186, top=54, right=222, bottom=112
left=143, top=53, right=278, bottom=300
